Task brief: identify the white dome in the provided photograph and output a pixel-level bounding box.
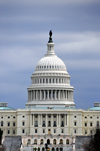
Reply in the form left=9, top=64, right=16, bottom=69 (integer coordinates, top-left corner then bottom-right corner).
left=35, top=55, right=67, bottom=71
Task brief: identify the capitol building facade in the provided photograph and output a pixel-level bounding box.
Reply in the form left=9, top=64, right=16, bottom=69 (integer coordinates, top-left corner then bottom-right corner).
left=0, top=31, right=100, bottom=151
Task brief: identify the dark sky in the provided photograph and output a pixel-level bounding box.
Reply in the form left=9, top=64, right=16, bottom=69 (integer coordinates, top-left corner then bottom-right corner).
left=0, top=0, right=100, bottom=109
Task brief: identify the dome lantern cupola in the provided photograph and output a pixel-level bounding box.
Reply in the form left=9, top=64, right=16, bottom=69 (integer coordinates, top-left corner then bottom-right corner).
left=46, top=30, right=55, bottom=56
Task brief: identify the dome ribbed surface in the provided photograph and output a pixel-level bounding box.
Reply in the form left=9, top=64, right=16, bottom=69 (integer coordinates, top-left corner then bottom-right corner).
left=35, top=55, right=67, bottom=71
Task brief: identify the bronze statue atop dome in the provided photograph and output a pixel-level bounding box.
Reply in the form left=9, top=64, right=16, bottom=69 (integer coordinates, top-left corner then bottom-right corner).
left=49, top=30, right=52, bottom=38
left=48, top=30, right=53, bottom=43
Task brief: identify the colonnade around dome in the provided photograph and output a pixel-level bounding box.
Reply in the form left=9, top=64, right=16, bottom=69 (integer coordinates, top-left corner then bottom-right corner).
left=28, top=90, right=73, bottom=102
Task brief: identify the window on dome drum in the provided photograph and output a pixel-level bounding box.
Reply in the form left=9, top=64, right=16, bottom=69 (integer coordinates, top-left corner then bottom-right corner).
left=50, top=66, right=51, bottom=68
left=49, top=79, right=51, bottom=83
left=43, top=79, right=44, bottom=83
left=42, top=66, right=43, bottom=68
left=47, top=66, right=48, bottom=68
left=85, top=123, right=87, bottom=126
left=1, top=121, right=3, bottom=126
left=44, top=66, right=46, bottom=68
left=40, top=66, right=41, bottom=68
left=40, top=79, right=42, bottom=83
left=13, top=122, right=15, bottom=126
left=53, top=79, right=54, bottom=83
left=52, top=66, right=54, bottom=68
left=56, top=79, right=57, bottom=83
left=8, top=122, right=10, bottom=126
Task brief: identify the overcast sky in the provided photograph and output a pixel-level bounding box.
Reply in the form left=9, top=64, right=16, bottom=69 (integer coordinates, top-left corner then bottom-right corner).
left=0, top=0, right=100, bottom=109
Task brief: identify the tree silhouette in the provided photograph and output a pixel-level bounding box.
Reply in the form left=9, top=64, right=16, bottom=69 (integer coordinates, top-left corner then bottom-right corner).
left=83, top=128, right=100, bottom=151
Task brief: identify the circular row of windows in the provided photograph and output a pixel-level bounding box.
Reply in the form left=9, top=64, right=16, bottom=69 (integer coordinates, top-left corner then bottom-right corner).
left=32, top=78, right=70, bottom=84
left=36, top=65, right=65, bottom=70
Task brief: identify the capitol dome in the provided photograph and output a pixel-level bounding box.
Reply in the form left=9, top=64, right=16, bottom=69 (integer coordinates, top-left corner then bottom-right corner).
left=35, top=55, right=67, bottom=72
left=26, top=31, right=75, bottom=107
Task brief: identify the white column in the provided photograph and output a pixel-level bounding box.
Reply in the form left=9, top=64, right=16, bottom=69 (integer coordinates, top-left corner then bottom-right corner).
left=51, top=114, right=53, bottom=127
left=59, top=114, right=61, bottom=126
left=30, top=91, right=32, bottom=100
left=40, top=114, right=42, bottom=126
left=63, top=90, right=64, bottom=100
left=55, top=90, right=57, bottom=100
left=48, top=90, right=49, bottom=100
left=57, top=114, right=58, bottom=126
left=64, top=114, right=66, bottom=126
left=66, top=90, right=67, bottom=100
left=40, top=90, right=41, bottom=100
left=46, top=114, right=47, bottom=127
left=58, top=90, right=60, bottom=100
left=51, top=90, right=53, bottom=100
left=38, top=114, right=40, bottom=126
left=36, top=90, right=38, bottom=100
left=72, top=91, right=73, bottom=101
left=44, top=90, right=45, bottom=100
left=33, top=114, right=34, bottom=126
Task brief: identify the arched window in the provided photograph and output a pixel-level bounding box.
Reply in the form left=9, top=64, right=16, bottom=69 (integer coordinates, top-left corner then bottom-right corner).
left=47, top=139, right=50, bottom=144
left=53, top=139, right=56, bottom=145
left=38, top=148, right=40, bottom=151
left=56, top=148, right=58, bottom=151
left=40, top=139, right=44, bottom=145
left=52, top=147, right=55, bottom=151
left=66, top=139, right=69, bottom=144
left=60, top=148, right=63, bottom=151
left=34, top=139, right=37, bottom=144
left=42, top=148, right=45, bottom=151
left=60, top=139, right=63, bottom=144
left=27, top=139, right=31, bottom=144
